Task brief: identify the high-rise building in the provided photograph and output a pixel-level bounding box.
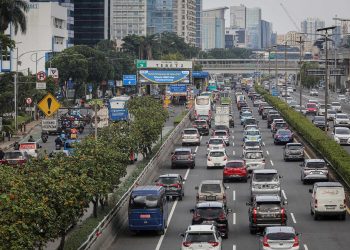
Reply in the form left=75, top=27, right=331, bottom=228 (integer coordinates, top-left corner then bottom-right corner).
left=74, top=0, right=109, bottom=46
left=301, top=17, right=325, bottom=44
left=285, top=31, right=301, bottom=47
left=245, top=7, right=261, bottom=49
left=225, top=27, right=245, bottom=48
left=173, top=0, right=196, bottom=45
left=261, top=20, right=272, bottom=49
left=147, top=0, right=174, bottom=35
left=195, top=0, right=202, bottom=48
left=201, top=7, right=228, bottom=50
left=230, top=5, right=246, bottom=29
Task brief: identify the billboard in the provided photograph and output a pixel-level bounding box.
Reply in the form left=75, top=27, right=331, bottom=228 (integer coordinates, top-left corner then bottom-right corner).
left=139, top=70, right=190, bottom=84
left=169, top=84, right=187, bottom=93
left=136, top=60, right=193, bottom=69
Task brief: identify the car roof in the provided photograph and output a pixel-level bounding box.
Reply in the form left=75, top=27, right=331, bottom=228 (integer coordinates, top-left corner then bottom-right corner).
left=255, top=195, right=281, bottom=202
left=184, top=128, right=198, bottom=131
left=305, top=159, right=325, bottom=163
left=265, top=226, right=295, bottom=234
left=196, top=201, right=224, bottom=208
left=132, top=185, right=164, bottom=195
left=244, top=150, right=263, bottom=153
left=215, top=130, right=228, bottom=133
left=253, top=169, right=278, bottom=174
left=159, top=174, right=181, bottom=178
left=227, top=160, right=245, bottom=163
left=286, top=143, right=302, bottom=146
left=187, top=224, right=216, bottom=232
left=200, top=180, right=222, bottom=185
left=314, top=182, right=343, bottom=188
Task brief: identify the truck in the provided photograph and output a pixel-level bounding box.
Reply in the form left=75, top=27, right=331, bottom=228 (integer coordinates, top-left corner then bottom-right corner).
left=215, top=106, right=230, bottom=128
left=41, top=118, right=61, bottom=135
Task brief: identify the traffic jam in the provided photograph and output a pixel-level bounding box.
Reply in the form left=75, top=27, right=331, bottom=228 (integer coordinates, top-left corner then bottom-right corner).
left=124, top=80, right=349, bottom=250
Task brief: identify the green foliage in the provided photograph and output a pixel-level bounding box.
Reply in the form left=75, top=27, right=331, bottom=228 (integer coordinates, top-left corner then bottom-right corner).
left=255, top=85, right=350, bottom=184
left=0, top=33, right=15, bottom=50
left=201, top=48, right=253, bottom=59
left=300, top=62, right=322, bottom=88
left=0, top=0, right=29, bottom=34
left=174, top=110, right=188, bottom=125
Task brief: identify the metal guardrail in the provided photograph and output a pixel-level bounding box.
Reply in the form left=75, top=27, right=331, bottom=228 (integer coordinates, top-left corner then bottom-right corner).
left=78, top=110, right=192, bottom=250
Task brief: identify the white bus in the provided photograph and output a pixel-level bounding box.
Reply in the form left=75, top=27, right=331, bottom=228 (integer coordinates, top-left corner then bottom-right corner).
left=194, top=95, right=211, bottom=117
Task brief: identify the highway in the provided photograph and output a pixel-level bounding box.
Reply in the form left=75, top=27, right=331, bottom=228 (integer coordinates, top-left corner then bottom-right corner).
left=99, top=90, right=350, bottom=250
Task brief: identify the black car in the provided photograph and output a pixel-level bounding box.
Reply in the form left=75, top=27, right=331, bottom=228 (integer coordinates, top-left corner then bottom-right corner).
left=247, top=195, right=287, bottom=234
left=193, top=120, right=210, bottom=135
left=267, top=113, right=281, bottom=128
left=229, top=114, right=235, bottom=128
left=312, top=116, right=327, bottom=130
left=191, top=201, right=231, bottom=238
left=171, top=148, right=196, bottom=168
left=155, top=174, right=185, bottom=200
left=261, top=107, right=274, bottom=120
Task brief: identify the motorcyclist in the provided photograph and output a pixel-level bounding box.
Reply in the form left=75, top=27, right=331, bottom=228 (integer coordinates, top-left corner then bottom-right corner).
left=55, top=136, right=63, bottom=146
left=28, top=135, right=35, bottom=142
left=13, top=141, right=20, bottom=150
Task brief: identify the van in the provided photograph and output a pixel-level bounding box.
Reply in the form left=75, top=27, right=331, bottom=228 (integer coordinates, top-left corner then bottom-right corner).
left=309, top=182, right=346, bottom=220
left=128, top=185, right=168, bottom=234
left=18, top=142, right=41, bottom=158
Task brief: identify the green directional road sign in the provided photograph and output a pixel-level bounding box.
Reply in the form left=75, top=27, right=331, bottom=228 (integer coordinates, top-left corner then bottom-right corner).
left=136, top=60, right=147, bottom=68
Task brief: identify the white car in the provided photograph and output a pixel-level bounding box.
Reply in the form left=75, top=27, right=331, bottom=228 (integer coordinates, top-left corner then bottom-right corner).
left=331, top=102, right=342, bottom=113
left=338, top=95, right=347, bottom=102
left=243, top=150, right=265, bottom=173
left=310, top=89, right=319, bottom=96
left=261, top=226, right=300, bottom=250
left=334, top=113, right=350, bottom=127
left=317, top=104, right=331, bottom=116
left=242, top=140, right=262, bottom=155
left=207, top=137, right=226, bottom=155
left=207, top=149, right=228, bottom=168
left=213, top=130, right=230, bottom=146
left=327, top=109, right=337, bottom=121
left=333, top=127, right=350, bottom=145
left=181, top=224, right=222, bottom=250
left=182, top=128, right=201, bottom=146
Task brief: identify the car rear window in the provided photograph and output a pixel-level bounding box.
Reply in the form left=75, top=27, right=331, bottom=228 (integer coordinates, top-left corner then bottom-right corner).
left=195, top=120, right=207, bottom=125
left=197, top=207, right=223, bottom=218
left=209, top=139, right=223, bottom=144
left=306, top=162, right=326, bottom=168
left=200, top=184, right=222, bottom=193
left=158, top=177, right=177, bottom=185
left=130, top=195, right=160, bottom=209
left=215, top=131, right=227, bottom=136
left=186, top=232, right=215, bottom=243
left=226, top=162, right=244, bottom=168
left=278, top=130, right=291, bottom=135
left=336, top=114, right=348, bottom=119
left=184, top=130, right=197, bottom=134
left=245, top=152, right=263, bottom=159
left=266, top=232, right=295, bottom=241
left=287, top=145, right=302, bottom=150
left=198, top=115, right=209, bottom=120
left=256, top=203, right=281, bottom=212
left=307, top=103, right=316, bottom=108
left=253, top=173, right=278, bottom=182
left=209, top=151, right=225, bottom=157
left=245, top=141, right=260, bottom=147
left=246, top=130, right=260, bottom=136
left=4, top=152, right=22, bottom=159
left=174, top=150, right=190, bottom=155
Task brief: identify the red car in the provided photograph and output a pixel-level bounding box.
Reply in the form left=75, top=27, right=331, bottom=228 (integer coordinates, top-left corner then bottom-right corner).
left=306, top=102, right=318, bottom=115
left=223, top=160, right=248, bottom=182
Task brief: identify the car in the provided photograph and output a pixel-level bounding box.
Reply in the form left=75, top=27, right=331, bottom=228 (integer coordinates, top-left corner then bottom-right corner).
left=270, top=119, right=284, bottom=132
left=261, top=107, right=274, bottom=120
left=327, top=109, right=337, bottom=121
left=207, top=149, right=228, bottom=169
left=180, top=224, right=222, bottom=250
left=331, top=101, right=342, bottom=113
left=213, top=130, right=230, bottom=146
left=250, top=169, right=282, bottom=199
left=267, top=113, right=282, bottom=128
left=228, top=114, right=235, bottom=128
left=243, top=117, right=258, bottom=128
left=197, top=115, right=211, bottom=128
left=244, top=124, right=260, bottom=131
left=283, top=143, right=304, bottom=161
left=243, top=150, right=265, bottom=173
left=237, top=100, right=248, bottom=110
left=155, top=174, right=185, bottom=200
left=300, top=159, right=329, bottom=184
left=0, top=151, right=29, bottom=166
left=309, top=182, right=346, bottom=220
left=223, top=160, right=248, bottom=182
left=207, top=137, right=226, bottom=155
left=271, top=122, right=288, bottom=135
left=308, top=99, right=319, bottom=106
left=334, top=113, right=350, bottom=127
left=171, top=148, right=196, bottom=168
left=240, top=106, right=252, bottom=115
left=247, top=195, right=287, bottom=234
left=285, top=97, right=294, bottom=104
left=240, top=111, right=253, bottom=125
left=288, top=100, right=297, bottom=108
left=332, top=127, right=350, bottom=145
left=305, top=102, right=318, bottom=115
left=212, top=125, right=230, bottom=135
left=317, top=104, right=331, bottom=116
left=310, top=88, right=319, bottom=96
left=193, top=119, right=210, bottom=135
left=338, top=94, right=347, bottom=102
left=258, top=102, right=268, bottom=115
left=253, top=99, right=264, bottom=107
left=312, top=116, right=327, bottom=130
left=182, top=128, right=201, bottom=146
left=243, top=129, right=261, bottom=143
left=195, top=180, right=228, bottom=206
left=260, top=226, right=300, bottom=250
left=274, top=129, right=293, bottom=144
left=190, top=202, right=231, bottom=238
left=242, top=140, right=262, bottom=155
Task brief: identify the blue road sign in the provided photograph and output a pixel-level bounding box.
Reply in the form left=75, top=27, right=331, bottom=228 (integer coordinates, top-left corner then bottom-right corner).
left=123, top=75, right=137, bottom=86
left=108, top=80, right=115, bottom=87
left=169, top=84, right=187, bottom=93
left=88, top=84, right=93, bottom=93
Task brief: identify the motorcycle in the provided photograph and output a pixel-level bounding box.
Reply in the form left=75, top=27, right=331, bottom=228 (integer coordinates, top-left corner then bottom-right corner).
left=41, top=132, right=49, bottom=143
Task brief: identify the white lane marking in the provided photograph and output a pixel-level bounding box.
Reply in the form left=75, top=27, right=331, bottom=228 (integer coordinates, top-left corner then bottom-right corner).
left=183, top=168, right=190, bottom=183
left=282, top=190, right=287, bottom=200
left=266, top=150, right=270, bottom=155
left=233, top=190, right=236, bottom=201
left=290, top=212, right=297, bottom=224
left=200, top=136, right=203, bottom=141
left=270, top=160, right=274, bottom=166
left=233, top=213, right=236, bottom=225
left=232, top=245, right=236, bottom=250
left=195, top=146, right=199, bottom=153
left=155, top=199, right=178, bottom=250
left=262, top=142, right=266, bottom=146
left=304, top=244, right=309, bottom=250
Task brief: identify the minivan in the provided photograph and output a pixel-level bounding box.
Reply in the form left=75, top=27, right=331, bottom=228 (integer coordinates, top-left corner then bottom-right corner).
left=309, top=182, right=346, bottom=220
left=250, top=169, right=282, bottom=200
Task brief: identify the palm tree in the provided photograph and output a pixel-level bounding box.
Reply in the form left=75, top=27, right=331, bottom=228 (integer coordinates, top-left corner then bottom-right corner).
left=0, top=0, right=29, bottom=34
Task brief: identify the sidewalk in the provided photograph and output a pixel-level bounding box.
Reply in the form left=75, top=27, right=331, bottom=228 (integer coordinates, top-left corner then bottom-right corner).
left=0, top=120, right=41, bottom=151
left=44, top=104, right=186, bottom=250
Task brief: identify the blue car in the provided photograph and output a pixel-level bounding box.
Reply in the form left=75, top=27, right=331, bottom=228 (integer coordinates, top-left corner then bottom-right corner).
left=240, top=111, right=253, bottom=125
left=274, top=129, right=293, bottom=144
left=243, top=129, right=262, bottom=142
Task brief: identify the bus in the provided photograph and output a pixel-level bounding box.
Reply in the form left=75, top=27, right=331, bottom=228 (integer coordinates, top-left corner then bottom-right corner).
left=220, top=91, right=231, bottom=106
left=128, top=185, right=168, bottom=234
left=194, top=95, right=212, bottom=118
left=108, top=95, right=130, bottom=122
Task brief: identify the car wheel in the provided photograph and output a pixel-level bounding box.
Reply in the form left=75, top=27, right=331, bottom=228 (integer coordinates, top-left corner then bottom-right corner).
left=340, top=212, right=346, bottom=220
left=158, top=228, right=165, bottom=235
left=243, top=177, right=248, bottom=183
left=310, top=208, right=314, bottom=215
left=274, top=141, right=277, bottom=145
left=178, top=195, right=182, bottom=201
left=190, top=163, right=195, bottom=169
left=313, top=211, right=319, bottom=220
left=249, top=227, right=256, bottom=234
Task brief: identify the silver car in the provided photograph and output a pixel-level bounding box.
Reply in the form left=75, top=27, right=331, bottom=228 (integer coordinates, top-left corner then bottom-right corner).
left=283, top=143, right=304, bottom=161
left=300, top=159, right=329, bottom=184
left=243, top=150, right=265, bottom=173
left=261, top=226, right=300, bottom=250
left=182, top=128, right=200, bottom=146
left=250, top=169, right=281, bottom=199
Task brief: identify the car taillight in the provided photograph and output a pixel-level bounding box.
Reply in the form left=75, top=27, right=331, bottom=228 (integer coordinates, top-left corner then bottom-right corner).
left=156, top=183, right=164, bottom=186
left=208, top=157, right=211, bottom=161
left=209, top=242, right=219, bottom=247
left=224, top=156, right=227, bottom=161
left=219, top=212, right=226, bottom=220
left=281, top=208, right=285, bottom=222
left=315, top=199, right=318, bottom=208
left=193, top=211, right=201, bottom=220
left=182, top=242, right=191, bottom=247
left=188, top=155, right=193, bottom=160
left=263, top=236, right=269, bottom=247
left=171, top=183, right=181, bottom=189
left=292, top=236, right=299, bottom=247
left=253, top=208, right=257, bottom=223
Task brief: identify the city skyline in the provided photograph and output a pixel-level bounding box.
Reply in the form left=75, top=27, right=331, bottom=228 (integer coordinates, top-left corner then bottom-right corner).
left=203, top=0, right=349, bottom=34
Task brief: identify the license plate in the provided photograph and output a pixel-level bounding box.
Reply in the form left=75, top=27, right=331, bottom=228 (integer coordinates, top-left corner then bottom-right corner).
left=281, top=138, right=289, bottom=141
left=215, top=163, right=221, bottom=166
left=206, top=196, right=216, bottom=201
left=140, top=214, right=150, bottom=219
left=325, top=206, right=336, bottom=210
left=311, top=171, right=321, bottom=175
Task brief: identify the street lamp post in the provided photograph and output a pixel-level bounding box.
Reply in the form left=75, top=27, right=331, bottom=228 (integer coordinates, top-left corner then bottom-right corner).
left=268, top=48, right=271, bottom=92
left=274, top=45, right=278, bottom=87
left=284, top=41, right=288, bottom=102
left=296, top=36, right=305, bottom=113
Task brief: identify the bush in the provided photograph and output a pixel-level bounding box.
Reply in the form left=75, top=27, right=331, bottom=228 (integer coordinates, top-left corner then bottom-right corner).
left=255, top=85, right=350, bottom=185
left=174, top=110, right=188, bottom=125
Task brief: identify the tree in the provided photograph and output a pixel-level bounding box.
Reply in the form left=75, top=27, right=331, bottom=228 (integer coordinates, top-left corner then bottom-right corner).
left=300, top=62, right=322, bottom=88
left=0, top=0, right=29, bottom=34
left=202, top=48, right=253, bottom=59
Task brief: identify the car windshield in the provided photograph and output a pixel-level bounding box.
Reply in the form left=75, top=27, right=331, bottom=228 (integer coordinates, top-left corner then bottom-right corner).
left=336, top=128, right=350, bottom=135
left=184, top=130, right=197, bottom=134
left=287, top=145, right=302, bottom=150
left=200, top=184, right=222, bottom=193
left=246, top=130, right=260, bottom=136
left=242, top=112, right=252, bottom=117
left=158, top=177, right=177, bottom=185
left=337, top=114, right=348, bottom=119
left=256, top=202, right=281, bottom=212
left=266, top=232, right=295, bottom=241
left=209, top=151, right=225, bottom=157
left=175, top=150, right=190, bottom=155
left=245, top=152, right=263, bottom=159
left=253, top=173, right=278, bottom=182
left=332, top=102, right=341, bottom=107
left=307, top=103, right=316, bottom=108
left=314, top=117, right=325, bottom=121
left=197, top=98, right=209, bottom=105
left=226, top=161, right=244, bottom=168
left=278, top=130, right=291, bottom=135
left=130, top=195, right=160, bottom=209
left=306, top=162, right=326, bottom=168
left=209, top=139, right=223, bottom=144
left=215, top=131, right=227, bottom=136
left=194, top=120, right=207, bottom=125
left=4, top=152, right=23, bottom=159
left=197, top=207, right=223, bottom=218
left=185, top=233, right=215, bottom=243
left=245, top=141, right=260, bottom=147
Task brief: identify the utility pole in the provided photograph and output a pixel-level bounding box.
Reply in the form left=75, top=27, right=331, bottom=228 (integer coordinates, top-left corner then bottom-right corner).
left=296, top=36, right=305, bottom=113
left=317, top=26, right=336, bottom=131
left=274, top=45, right=278, bottom=88
left=268, top=48, right=271, bottom=93
left=284, top=41, right=288, bottom=102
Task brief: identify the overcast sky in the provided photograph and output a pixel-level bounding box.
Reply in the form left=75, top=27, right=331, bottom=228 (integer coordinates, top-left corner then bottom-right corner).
left=203, top=0, right=349, bottom=34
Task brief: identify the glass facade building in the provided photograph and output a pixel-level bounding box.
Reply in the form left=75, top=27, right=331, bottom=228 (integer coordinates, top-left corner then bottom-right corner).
left=147, top=0, right=174, bottom=35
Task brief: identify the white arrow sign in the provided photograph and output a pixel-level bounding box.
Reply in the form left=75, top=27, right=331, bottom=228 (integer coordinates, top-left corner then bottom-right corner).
left=48, top=68, right=59, bottom=79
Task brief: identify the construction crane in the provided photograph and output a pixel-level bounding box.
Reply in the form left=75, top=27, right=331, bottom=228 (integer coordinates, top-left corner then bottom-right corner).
left=280, top=3, right=300, bottom=32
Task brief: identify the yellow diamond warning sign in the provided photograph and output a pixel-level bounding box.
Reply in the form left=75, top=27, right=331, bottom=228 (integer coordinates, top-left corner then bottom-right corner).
left=38, top=93, right=61, bottom=117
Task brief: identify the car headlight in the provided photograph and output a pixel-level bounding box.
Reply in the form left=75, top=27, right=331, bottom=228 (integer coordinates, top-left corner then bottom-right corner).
left=334, top=136, right=340, bottom=143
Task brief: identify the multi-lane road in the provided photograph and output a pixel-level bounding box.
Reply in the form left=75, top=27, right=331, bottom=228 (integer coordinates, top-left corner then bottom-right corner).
left=97, top=90, right=350, bottom=250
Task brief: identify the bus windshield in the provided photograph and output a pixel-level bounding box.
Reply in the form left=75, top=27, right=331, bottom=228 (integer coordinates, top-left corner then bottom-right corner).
left=130, top=195, right=160, bottom=209
left=110, top=101, right=126, bottom=109
left=196, top=98, right=209, bottom=105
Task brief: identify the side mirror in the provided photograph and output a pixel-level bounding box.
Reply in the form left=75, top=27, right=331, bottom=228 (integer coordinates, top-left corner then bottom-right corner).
left=195, top=186, right=199, bottom=190
left=309, top=189, right=313, bottom=193
left=279, top=175, right=283, bottom=179
left=246, top=201, right=252, bottom=206
left=180, top=233, right=185, bottom=237
left=225, top=185, right=230, bottom=189
left=190, top=209, right=195, bottom=213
